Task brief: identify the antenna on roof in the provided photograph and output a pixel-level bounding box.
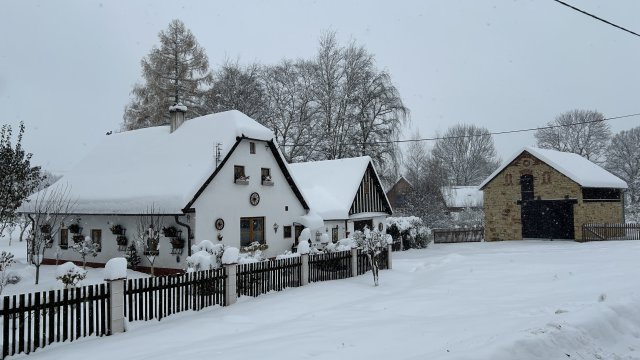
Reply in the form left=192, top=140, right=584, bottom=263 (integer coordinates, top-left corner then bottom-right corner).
left=215, top=143, right=222, bottom=168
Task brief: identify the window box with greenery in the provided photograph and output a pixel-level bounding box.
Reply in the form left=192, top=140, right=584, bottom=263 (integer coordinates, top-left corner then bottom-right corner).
left=261, top=168, right=273, bottom=186
left=162, top=226, right=179, bottom=238
left=170, top=237, right=185, bottom=249
left=72, top=234, right=84, bottom=243
left=39, top=224, right=51, bottom=234
left=116, top=235, right=128, bottom=246
left=110, top=224, right=124, bottom=235
left=68, top=223, right=81, bottom=234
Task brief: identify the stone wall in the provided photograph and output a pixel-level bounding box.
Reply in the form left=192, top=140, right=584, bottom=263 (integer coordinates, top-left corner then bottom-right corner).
left=483, top=151, right=624, bottom=241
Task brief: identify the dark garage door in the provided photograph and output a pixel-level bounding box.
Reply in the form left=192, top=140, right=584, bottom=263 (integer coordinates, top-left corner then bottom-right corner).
left=521, top=200, right=575, bottom=239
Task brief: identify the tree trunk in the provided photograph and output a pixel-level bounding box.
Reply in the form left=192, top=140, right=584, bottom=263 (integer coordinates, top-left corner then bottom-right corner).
left=35, top=264, right=40, bottom=285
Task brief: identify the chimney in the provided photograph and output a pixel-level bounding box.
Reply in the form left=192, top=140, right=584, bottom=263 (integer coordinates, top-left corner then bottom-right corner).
left=169, top=103, right=187, bottom=133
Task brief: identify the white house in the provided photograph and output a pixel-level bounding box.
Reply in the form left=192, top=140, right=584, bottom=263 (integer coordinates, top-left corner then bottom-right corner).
left=23, top=109, right=313, bottom=274
left=289, top=156, right=393, bottom=245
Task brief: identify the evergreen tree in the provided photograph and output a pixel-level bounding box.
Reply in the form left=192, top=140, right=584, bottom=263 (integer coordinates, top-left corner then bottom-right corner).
left=0, top=122, right=43, bottom=237
left=125, top=244, right=141, bottom=269
left=123, top=19, right=212, bottom=130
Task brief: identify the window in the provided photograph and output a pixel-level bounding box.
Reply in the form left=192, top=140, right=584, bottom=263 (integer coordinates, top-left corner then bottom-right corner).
left=582, top=188, right=621, bottom=202
left=91, top=229, right=102, bottom=252
left=240, top=217, right=265, bottom=246
left=294, top=225, right=304, bottom=245
left=59, top=228, right=68, bottom=248
left=261, top=168, right=271, bottom=185
left=354, top=219, right=373, bottom=232
left=250, top=142, right=256, bottom=154
left=283, top=225, right=292, bottom=238
left=520, top=174, right=534, bottom=201
left=285, top=206, right=288, bottom=211
left=332, top=227, right=339, bottom=242
left=234, top=165, right=247, bottom=183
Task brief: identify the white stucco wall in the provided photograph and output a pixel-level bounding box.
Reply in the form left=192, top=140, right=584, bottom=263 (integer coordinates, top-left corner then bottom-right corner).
left=192, top=139, right=307, bottom=257
left=45, top=214, right=192, bottom=270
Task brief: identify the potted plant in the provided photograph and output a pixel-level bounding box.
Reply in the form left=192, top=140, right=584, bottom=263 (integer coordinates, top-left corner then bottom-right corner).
left=262, top=175, right=274, bottom=186
left=116, top=235, right=128, bottom=246
left=39, top=224, right=51, bottom=233
left=162, top=226, right=178, bottom=238
left=170, top=237, right=185, bottom=248
left=110, top=224, right=124, bottom=235
left=72, top=234, right=84, bottom=243
left=68, top=223, right=81, bottom=234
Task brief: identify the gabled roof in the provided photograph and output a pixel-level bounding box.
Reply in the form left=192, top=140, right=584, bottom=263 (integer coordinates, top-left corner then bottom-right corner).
left=24, top=110, right=282, bottom=214
left=478, top=146, right=628, bottom=190
left=441, top=186, right=483, bottom=208
left=289, top=156, right=389, bottom=220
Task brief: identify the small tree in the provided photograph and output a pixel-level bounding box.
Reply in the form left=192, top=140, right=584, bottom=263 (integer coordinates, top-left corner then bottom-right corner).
left=125, top=244, right=142, bottom=269
left=353, top=228, right=392, bottom=286
left=0, top=251, right=16, bottom=295
left=24, top=183, right=75, bottom=284
left=134, top=205, right=165, bottom=276
left=71, top=236, right=99, bottom=270
left=56, top=262, right=87, bottom=289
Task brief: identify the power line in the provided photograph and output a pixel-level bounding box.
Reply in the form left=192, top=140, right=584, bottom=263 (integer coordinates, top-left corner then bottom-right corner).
left=280, top=112, right=640, bottom=147
left=551, top=0, right=640, bottom=38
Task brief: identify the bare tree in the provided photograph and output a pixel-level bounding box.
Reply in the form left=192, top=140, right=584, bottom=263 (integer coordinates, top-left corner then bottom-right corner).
left=134, top=206, right=165, bottom=276
left=71, top=236, right=99, bottom=270
left=534, top=109, right=611, bottom=163
left=24, top=183, right=75, bottom=284
left=431, top=124, right=500, bottom=186
left=0, top=251, right=15, bottom=295
left=123, top=19, right=212, bottom=130
left=353, top=228, right=391, bottom=286
left=606, top=126, right=640, bottom=221
left=203, top=61, right=266, bottom=119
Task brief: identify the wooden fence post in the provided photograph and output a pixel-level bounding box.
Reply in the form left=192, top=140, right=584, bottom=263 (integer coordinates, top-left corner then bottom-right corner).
left=351, top=248, right=358, bottom=277
left=387, top=244, right=393, bottom=270
left=107, top=279, right=125, bottom=334
left=301, top=254, right=309, bottom=286
left=224, top=264, right=237, bottom=306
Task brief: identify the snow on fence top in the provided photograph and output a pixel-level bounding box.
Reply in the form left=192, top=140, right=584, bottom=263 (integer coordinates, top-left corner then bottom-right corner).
left=23, top=110, right=275, bottom=214
left=479, top=146, right=628, bottom=190
left=289, top=156, right=372, bottom=219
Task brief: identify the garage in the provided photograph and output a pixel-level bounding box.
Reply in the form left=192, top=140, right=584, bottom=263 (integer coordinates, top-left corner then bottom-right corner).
left=521, top=200, right=576, bottom=239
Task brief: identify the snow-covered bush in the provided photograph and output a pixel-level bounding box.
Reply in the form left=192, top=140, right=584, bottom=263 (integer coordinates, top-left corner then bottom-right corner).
left=353, top=228, right=392, bottom=286
left=324, top=237, right=356, bottom=253
left=104, top=257, right=127, bottom=281
left=186, top=240, right=225, bottom=272
left=296, top=239, right=310, bottom=254
left=239, top=241, right=267, bottom=262
left=0, top=251, right=16, bottom=295
left=386, top=216, right=431, bottom=250
left=56, top=262, right=87, bottom=288
left=276, top=251, right=300, bottom=260
left=71, top=236, right=99, bottom=269
left=221, top=247, right=240, bottom=265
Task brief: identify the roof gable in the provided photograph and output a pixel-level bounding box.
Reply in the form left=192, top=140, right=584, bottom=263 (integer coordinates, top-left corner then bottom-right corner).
left=479, top=147, right=628, bottom=190
left=289, top=156, right=391, bottom=219
left=349, top=163, right=393, bottom=216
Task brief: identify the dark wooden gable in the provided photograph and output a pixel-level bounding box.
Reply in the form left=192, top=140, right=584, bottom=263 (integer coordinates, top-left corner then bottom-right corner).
left=349, top=163, right=392, bottom=215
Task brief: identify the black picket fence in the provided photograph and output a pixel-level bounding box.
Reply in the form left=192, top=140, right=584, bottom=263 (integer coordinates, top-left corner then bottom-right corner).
left=1, top=284, right=110, bottom=359
left=124, top=268, right=226, bottom=322
left=236, top=257, right=302, bottom=297
left=357, top=248, right=389, bottom=275
left=309, top=250, right=352, bottom=282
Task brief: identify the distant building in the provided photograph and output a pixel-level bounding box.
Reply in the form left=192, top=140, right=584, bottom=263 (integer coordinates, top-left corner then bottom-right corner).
left=440, top=186, right=483, bottom=213
left=479, top=147, right=627, bottom=241
left=385, top=176, right=413, bottom=215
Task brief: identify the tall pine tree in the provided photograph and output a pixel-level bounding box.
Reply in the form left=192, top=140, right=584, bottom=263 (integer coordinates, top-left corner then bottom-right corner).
left=123, top=19, right=212, bottom=130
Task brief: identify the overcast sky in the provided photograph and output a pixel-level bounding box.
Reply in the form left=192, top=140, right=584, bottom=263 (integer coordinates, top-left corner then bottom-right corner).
left=2, top=0, right=640, bottom=173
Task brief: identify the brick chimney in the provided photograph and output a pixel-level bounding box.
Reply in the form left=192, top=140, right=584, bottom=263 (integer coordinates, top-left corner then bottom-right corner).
left=169, top=103, right=187, bottom=133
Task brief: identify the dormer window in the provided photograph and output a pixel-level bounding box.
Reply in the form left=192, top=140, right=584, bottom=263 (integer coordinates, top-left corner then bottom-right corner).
left=250, top=142, right=256, bottom=154
left=261, top=168, right=273, bottom=186
left=234, top=165, right=249, bottom=184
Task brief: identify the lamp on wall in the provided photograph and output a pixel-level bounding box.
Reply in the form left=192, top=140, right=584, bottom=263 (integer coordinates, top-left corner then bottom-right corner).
left=273, top=223, right=279, bottom=233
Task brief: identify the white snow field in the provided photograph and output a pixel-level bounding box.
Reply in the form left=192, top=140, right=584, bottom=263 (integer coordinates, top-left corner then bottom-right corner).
left=6, top=240, right=640, bottom=360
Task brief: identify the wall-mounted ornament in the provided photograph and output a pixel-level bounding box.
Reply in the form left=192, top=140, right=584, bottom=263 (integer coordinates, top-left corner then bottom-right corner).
left=215, top=218, right=225, bottom=230
left=217, top=233, right=223, bottom=241
left=378, top=223, right=384, bottom=231
left=249, top=192, right=260, bottom=206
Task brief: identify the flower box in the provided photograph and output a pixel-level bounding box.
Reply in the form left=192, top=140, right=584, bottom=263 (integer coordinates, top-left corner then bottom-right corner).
left=72, top=234, right=84, bottom=243
left=116, top=235, right=128, bottom=246
left=68, top=224, right=81, bottom=234
left=170, top=238, right=185, bottom=248
left=162, top=226, right=178, bottom=238
left=110, top=224, right=124, bottom=235
left=39, top=224, right=51, bottom=233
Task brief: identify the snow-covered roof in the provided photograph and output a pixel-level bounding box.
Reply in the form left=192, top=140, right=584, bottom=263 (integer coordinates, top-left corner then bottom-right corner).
left=441, top=186, right=483, bottom=208
left=479, top=146, right=628, bottom=190
left=289, top=157, right=373, bottom=220
left=25, top=110, right=275, bottom=214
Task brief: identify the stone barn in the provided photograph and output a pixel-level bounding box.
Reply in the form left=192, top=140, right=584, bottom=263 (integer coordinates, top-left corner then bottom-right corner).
left=479, top=147, right=627, bottom=241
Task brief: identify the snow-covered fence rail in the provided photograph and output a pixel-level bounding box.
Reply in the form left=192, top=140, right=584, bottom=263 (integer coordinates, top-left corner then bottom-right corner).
left=124, top=268, right=226, bottom=322
left=1, top=284, right=110, bottom=359
left=236, top=257, right=302, bottom=297
left=309, top=251, right=352, bottom=282
left=357, top=248, right=389, bottom=275
left=432, top=227, right=483, bottom=243
left=581, top=223, right=640, bottom=242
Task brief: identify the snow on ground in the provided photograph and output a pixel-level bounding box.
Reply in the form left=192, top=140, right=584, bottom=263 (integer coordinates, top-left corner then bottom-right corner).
left=7, top=240, right=640, bottom=360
